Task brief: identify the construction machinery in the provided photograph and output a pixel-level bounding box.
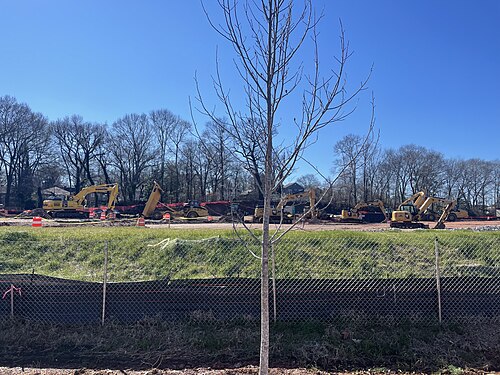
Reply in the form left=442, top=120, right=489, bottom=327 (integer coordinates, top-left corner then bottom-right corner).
left=252, top=189, right=316, bottom=223
left=447, top=208, right=469, bottom=222
left=334, top=200, right=387, bottom=223
left=390, top=191, right=457, bottom=229
left=43, top=183, right=119, bottom=218
left=142, top=182, right=209, bottom=219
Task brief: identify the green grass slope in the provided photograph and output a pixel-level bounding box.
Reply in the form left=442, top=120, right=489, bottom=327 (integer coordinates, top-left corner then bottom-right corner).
left=0, top=227, right=498, bottom=282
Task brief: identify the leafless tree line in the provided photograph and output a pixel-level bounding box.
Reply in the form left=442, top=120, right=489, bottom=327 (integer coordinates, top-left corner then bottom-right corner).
left=331, top=135, right=500, bottom=214
left=0, top=95, right=497, bottom=212
left=0, top=95, right=252, bottom=208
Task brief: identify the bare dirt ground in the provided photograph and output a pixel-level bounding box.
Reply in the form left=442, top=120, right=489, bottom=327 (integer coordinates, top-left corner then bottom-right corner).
left=0, top=368, right=494, bottom=374
left=146, top=220, right=500, bottom=231
left=2, top=217, right=498, bottom=231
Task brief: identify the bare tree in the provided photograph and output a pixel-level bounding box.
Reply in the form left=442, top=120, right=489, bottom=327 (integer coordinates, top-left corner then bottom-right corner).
left=109, top=113, right=156, bottom=202
left=198, top=1, right=369, bottom=373
left=166, top=118, right=192, bottom=202
left=52, top=115, right=85, bottom=191
left=149, top=109, right=178, bottom=189
left=203, top=121, right=231, bottom=200
left=296, top=173, right=320, bottom=190
left=16, top=111, right=50, bottom=207
left=0, top=96, right=50, bottom=207
left=334, top=134, right=364, bottom=205
left=77, top=122, right=107, bottom=186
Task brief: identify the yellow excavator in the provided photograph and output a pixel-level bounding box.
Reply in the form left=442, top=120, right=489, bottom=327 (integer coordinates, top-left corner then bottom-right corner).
left=142, top=181, right=208, bottom=220
left=253, top=189, right=316, bottom=223
left=390, top=191, right=456, bottom=229
left=335, top=200, right=387, bottom=223
left=43, top=183, right=119, bottom=218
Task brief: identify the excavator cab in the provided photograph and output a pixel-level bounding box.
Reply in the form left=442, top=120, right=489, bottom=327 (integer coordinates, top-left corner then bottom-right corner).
left=390, top=207, right=429, bottom=229
left=398, top=203, right=418, bottom=216
left=391, top=210, right=413, bottom=223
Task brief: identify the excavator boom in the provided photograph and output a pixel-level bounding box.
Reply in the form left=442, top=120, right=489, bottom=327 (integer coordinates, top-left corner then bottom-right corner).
left=277, top=189, right=317, bottom=219
left=433, top=200, right=456, bottom=229
left=71, top=184, right=119, bottom=207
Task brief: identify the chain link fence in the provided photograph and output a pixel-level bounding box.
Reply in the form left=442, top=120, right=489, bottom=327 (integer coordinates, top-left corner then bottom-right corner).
left=1, top=232, right=499, bottom=324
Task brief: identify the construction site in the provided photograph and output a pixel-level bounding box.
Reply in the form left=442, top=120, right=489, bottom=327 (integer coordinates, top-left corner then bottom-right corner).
left=0, top=180, right=496, bottom=231
left=1, top=0, right=499, bottom=374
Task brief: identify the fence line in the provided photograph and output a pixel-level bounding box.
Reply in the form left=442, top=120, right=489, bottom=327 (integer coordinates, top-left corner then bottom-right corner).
left=0, top=233, right=499, bottom=324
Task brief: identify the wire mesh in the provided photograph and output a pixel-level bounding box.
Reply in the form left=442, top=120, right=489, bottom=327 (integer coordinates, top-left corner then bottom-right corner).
left=0, top=238, right=104, bottom=323
left=0, top=232, right=499, bottom=324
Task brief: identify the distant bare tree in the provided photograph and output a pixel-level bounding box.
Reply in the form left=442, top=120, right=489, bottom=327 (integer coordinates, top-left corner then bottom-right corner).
left=109, top=113, right=156, bottom=202
left=150, top=109, right=178, bottom=189
left=52, top=115, right=85, bottom=191
left=461, top=159, right=494, bottom=213
left=494, top=161, right=500, bottom=208
left=201, top=121, right=233, bottom=200
left=0, top=96, right=50, bottom=207
left=166, top=118, right=191, bottom=202
left=77, top=123, right=107, bottom=186
left=334, top=134, right=364, bottom=205
left=16, top=111, right=50, bottom=207
left=296, top=174, right=321, bottom=191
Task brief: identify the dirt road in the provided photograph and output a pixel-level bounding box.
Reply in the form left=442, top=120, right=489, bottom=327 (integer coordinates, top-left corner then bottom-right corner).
left=147, top=220, right=500, bottom=231
left=0, top=217, right=498, bottom=231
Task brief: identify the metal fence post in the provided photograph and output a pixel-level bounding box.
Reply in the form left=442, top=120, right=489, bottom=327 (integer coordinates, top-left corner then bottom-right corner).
left=102, top=241, right=108, bottom=326
left=434, top=237, right=442, bottom=324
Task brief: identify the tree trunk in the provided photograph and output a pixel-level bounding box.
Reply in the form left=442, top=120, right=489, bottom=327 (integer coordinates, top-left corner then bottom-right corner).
left=4, top=173, right=13, bottom=207
left=260, top=153, right=272, bottom=375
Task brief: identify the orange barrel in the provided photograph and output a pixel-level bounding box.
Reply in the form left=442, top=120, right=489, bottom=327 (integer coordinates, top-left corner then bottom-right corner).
left=163, top=213, right=171, bottom=220
left=32, top=216, right=42, bottom=227
left=100, top=210, right=106, bottom=220
left=136, top=217, right=145, bottom=227
left=207, top=216, right=213, bottom=222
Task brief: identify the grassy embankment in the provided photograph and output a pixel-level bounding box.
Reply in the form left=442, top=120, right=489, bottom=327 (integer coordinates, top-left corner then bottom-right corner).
left=0, top=226, right=498, bottom=282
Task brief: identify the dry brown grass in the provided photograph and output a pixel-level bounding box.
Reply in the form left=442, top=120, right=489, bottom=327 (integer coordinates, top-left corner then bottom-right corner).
left=0, top=318, right=499, bottom=374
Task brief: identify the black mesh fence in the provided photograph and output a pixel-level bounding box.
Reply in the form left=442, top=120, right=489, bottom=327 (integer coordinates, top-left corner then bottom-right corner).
left=1, top=234, right=499, bottom=324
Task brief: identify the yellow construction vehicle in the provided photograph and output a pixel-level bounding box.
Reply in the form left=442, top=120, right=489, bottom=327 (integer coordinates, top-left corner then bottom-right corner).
left=43, top=183, right=119, bottom=218
left=252, top=189, right=316, bottom=223
left=447, top=208, right=469, bottom=222
left=142, top=182, right=208, bottom=219
left=390, top=191, right=456, bottom=229
left=335, top=200, right=387, bottom=223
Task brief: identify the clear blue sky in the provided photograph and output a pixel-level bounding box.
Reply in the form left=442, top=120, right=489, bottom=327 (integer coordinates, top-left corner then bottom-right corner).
left=1, top=0, right=498, bottom=177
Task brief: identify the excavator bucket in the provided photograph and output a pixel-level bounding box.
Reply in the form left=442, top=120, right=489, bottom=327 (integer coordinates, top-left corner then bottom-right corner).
left=142, top=182, right=163, bottom=218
